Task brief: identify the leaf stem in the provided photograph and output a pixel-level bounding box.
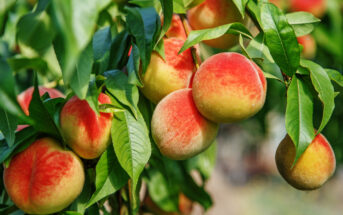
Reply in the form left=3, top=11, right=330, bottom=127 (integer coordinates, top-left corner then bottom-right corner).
left=179, top=14, right=200, bottom=70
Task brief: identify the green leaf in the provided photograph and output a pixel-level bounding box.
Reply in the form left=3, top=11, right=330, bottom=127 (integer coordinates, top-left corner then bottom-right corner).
left=127, top=43, right=143, bottom=87
left=85, top=75, right=100, bottom=115
left=246, top=33, right=283, bottom=81
left=16, top=0, right=54, bottom=56
left=326, top=69, right=343, bottom=87
left=70, top=42, right=93, bottom=99
left=185, top=141, right=217, bottom=180
left=93, top=27, right=112, bottom=61
left=173, top=0, right=187, bottom=13
left=179, top=22, right=252, bottom=53
left=111, top=110, right=151, bottom=214
left=285, top=75, right=314, bottom=164
left=108, top=30, right=130, bottom=70
left=104, top=70, right=140, bottom=118
left=300, top=60, right=335, bottom=133
left=146, top=169, right=179, bottom=212
left=69, top=171, right=93, bottom=214
left=87, top=145, right=129, bottom=208
left=0, top=58, right=30, bottom=123
left=125, top=7, right=160, bottom=73
left=180, top=168, right=212, bottom=210
left=51, top=0, right=111, bottom=85
left=232, top=0, right=248, bottom=18
left=260, top=3, right=300, bottom=76
left=286, top=12, right=320, bottom=37
left=7, top=57, right=48, bottom=73
left=157, top=0, right=173, bottom=45
left=0, top=126, right=37, bottom=164
left=111, top=110, right=151, bottom=188
left=28, top=74, right=61, bottom=139
left=0, top=109, right=17, bottom=147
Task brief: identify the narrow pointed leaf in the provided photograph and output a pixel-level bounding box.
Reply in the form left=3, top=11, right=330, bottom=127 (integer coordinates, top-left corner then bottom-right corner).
left=301, top=60, right=335, bottom=133
left=285, top=75, right=314, bottom=164
left=179, top=23, right=252, bottom=53
left=260, top=3, right=300, bottom=76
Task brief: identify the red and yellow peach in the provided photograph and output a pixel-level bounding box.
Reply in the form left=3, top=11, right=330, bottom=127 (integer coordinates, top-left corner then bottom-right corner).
left=151, top=89, right=218, bottom=160
left=187, top=0, right=243, bottom=49
left=192, top=52, right=266, bottom=123
left=297, top=35, right=317, bottom=59
left=60, top=93, right=113, bottom=159
left=140, top=38, right=196, bottom=103
left=275, top=133, right=336, bottom=190
left=3, top=137, right=84, bottom=214
left=164, top=14, right=188, bottom=40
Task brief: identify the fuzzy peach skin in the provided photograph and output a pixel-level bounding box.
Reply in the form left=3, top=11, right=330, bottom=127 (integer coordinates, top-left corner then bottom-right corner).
left=297, top=35, right=317, bottom=59
left=140, top=38, right=196, bottom=103
left=17, top=86, right=64, bottom=116
left=151, top=89, right=218, bottom=160
left=290, top=0, right=327, bottom=18
left=3, top=137, right=85, bottom=214
left=187, top=0, right=243, bottom=49
left=60, top=93, right=113, bottom=159
left=192, top=52, right=266, bottom=123
left=275, top=133, right=336, bottom=190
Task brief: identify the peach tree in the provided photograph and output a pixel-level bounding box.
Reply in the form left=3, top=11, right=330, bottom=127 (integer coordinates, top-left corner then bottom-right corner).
left=0, top=0, right=342, bottom=214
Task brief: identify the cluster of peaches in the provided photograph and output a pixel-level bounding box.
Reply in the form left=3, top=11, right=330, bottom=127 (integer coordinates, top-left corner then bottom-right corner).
left=2, top=0, right=335, bottom=214
left=4, top=86, right=113, bottom=214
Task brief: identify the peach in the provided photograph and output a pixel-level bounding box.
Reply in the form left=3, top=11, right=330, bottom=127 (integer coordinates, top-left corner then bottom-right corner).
left=192, top=52, right=266, bottom=123
left=60, top=93, right=113, bottom=159
left=297, top=35, right=317, bottom=59
left=164, top=14, right=187, bottom=40
left=275, top=133, right=336, bottom=190
left=3, top=137, right=84, bottom=214
left=290, top=0, right=327, bottom=18
left=187, top=0, right=243, bottom=49
left=17, top=86, right=64, bottom=116
left=140, top=38, right=196, bottom=103
left=151, top=89, right=218, bottom=160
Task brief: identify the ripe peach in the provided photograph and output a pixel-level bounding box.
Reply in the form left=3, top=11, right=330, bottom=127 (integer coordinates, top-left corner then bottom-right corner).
left=275, top=133, right=336, bottom=190
left=3, top=137, right=85, bottom=214
left=60, top=93, right=113, bottom=159
left=140, top=38, right=196, bottom=103
left=290, top=0, right=327, bottom=18
left=164, top=14, right=187, bottom=40
left=187, top=0, right=243, bottom=49
left=297, top=35, right=317, bottom=59
left=151, top=89, right=218, bottom=160
left=17, top=86, right=64, bottom=115
left=192, top=52, right=266, bottom=123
